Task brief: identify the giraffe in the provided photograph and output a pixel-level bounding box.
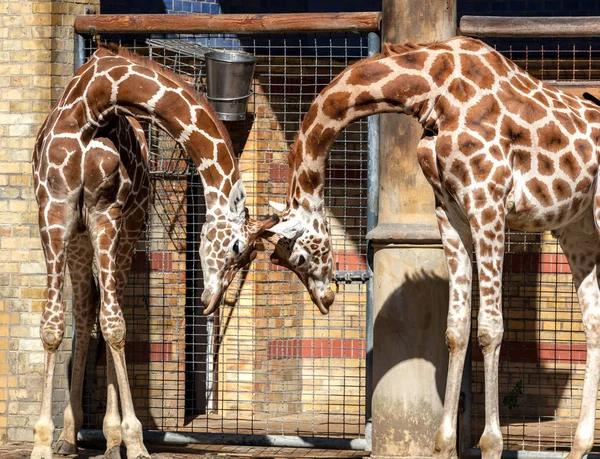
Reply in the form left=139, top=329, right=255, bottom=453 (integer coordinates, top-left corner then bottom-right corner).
left=32, top=44, right=276, bottom=459
left=53, top=115, right=151, bottom=459
left=266, top=35, right=600, bottom=459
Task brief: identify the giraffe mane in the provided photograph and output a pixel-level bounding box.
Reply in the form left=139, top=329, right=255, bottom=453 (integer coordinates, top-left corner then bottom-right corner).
left=96, top=42, right=235, bottom=155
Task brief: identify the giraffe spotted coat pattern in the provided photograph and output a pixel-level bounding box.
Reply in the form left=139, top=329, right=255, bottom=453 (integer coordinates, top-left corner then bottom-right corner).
left=32, top=44, right=276, bottom=459
left=266, top=36, right=600, bottom=459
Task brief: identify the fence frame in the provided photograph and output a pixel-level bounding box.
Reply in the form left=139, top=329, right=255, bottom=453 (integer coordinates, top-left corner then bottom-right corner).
left=71, top=12, right=380, bottom=451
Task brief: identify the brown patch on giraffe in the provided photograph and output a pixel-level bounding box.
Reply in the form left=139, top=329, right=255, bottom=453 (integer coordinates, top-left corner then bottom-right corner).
left=531, top=91, right=550, bottom=107
left=478, top=240, right=493, bottom=257
left=466, top=95, right=501, bottom=141
left=450, top=159, right=471, bottom=186
left=492, top=165, right=511, bottom=185
left=459, top=37, right=484, bottom=52
left=435, top=96, right=460, bottom=131
left=489, top=145, right=503, bottom=161
left=461, top=54, right=495, bottom=90
left=552, top=98, right=568, bottom=110
left=305, top=124, right=336, bottom=160
left=585, top=108, right=600, bottom=124
left=457, top=133, right=483, bottom=157
left=391, top=51, right=429, bottom=71
left=188, top=129, right=215, bottom=156
left=481, top=207, right=497, bottom=225
left=563, top=94, right=583, bottom=110
left=346, top=61, right=393, bottom=85
left=470, top=154, right=493, bottom=182
left=448, top=78, right=476, bottom=103
left=107, top=65, right=129, bottom=83
left=513, top=74, right=538, bottom=93
left=500, top=116, right=532, bottom=146
left=301, top=198, right=311, bottom=211
left=430, top=53, right=455, bottom=86
left=538, top=122, right=569, bottom=153
left=537, top=154, right=555, bottom=176
left=216, top=143, right=235, bottom=179
left=472, top=188, right=487, bottom=209
left=498, top=81, right=547, bottom=124
left=559, top=152, right=581, bottom=180
left=527, top=177, right=553, bottom=207
left=572, top=115, right=587, bottom=133
left=381, top=75, right=430, bottom=105
left=552, top=178, right=571, bottom=202
left=575, top=177, right=592, bottom=194
left=447, top=258, right=458, bottom=275
left=482, top=51, right=511, bottom=77
left=322, top=92, right=351, bottom=121
left=354, top=91, right=379, bottom=112
left=117, top=74, right=162, bottom=106
left=302, top=104, right=319, bottom=130
left=436, top=135, right=453, bottom=159
left=555, top=112, right=576, bottom=135
left=298, top=169, right=323, bottom=193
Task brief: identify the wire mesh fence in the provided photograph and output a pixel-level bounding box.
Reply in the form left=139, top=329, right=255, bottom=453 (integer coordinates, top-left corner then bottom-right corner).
left=79, top=31, right=373, bottom=444
left=467, top=36, right=600, bottom=453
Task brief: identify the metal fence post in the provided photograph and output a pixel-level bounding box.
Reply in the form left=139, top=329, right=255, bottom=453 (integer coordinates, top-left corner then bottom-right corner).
left=365, top=30, right=380, bottom=454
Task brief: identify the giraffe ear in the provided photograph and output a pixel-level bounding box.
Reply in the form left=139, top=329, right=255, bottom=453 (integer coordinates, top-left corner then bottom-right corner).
left=269, top=218, right=305, bottom=240
left=269, top=200, right=286, bottom=213
left=229, top=180, right=247, bottom=218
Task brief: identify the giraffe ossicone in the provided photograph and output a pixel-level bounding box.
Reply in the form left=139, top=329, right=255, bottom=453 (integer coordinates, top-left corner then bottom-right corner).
left=267, top=35, right=600, bottom=459
left=31, top=43, right=275, bottom=459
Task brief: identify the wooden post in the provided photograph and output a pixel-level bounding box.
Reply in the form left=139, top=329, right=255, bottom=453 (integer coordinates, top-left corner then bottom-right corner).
left=367, top=0, right=457, bottom=458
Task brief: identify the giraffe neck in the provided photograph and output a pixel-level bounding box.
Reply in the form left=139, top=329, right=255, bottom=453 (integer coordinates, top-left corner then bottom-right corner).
left=55, top=47, right=240, bottom=218
left=287, top=48, right=444, bottom=210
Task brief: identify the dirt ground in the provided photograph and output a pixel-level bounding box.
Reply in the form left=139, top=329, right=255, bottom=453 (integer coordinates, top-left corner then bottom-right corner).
left=0, top=442, right=369, bottom=459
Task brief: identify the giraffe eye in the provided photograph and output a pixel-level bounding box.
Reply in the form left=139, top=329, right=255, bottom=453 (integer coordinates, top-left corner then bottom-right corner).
left=296, top=255, right=306, bottom=267
left=232, top=240, right=240, bottom=255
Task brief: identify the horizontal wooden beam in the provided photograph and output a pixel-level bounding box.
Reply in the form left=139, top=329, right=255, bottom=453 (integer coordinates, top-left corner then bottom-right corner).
left=546, top=80, right=600, bottom=98
left=74, top=12, right=381, bottom=35
left=460, top=15, right=600, bottom=37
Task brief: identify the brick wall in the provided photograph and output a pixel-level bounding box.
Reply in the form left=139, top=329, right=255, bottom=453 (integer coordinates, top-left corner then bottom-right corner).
left=0, top=0, right=99, bottom=444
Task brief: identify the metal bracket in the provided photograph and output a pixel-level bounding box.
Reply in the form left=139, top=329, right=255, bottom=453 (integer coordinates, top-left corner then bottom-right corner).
left=332, top=270, right=371, bottom=284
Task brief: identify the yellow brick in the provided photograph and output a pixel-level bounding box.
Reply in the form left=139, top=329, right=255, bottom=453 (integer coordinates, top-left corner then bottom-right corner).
left=32, top=3, right=52, bottom=14
left=21, top=288, right=46, bottom=300
left=9, top=76, right=30, bottom=88
left=24, top=15, right=52, bottom=27
left=22, top=39, right=51, bottom=51
left=9, top=101, right=31, bottom=114
left=9, top=28, right=29, bottom=40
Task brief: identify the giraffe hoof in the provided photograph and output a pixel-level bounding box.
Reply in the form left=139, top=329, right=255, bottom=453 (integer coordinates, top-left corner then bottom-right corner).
left=104, top=445, right=123, bottom=459
left=54, top=439, right=78, bottom=455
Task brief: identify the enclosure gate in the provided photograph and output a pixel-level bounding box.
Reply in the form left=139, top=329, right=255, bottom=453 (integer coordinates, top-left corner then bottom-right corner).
left=74, top=13, right=380, bottom=450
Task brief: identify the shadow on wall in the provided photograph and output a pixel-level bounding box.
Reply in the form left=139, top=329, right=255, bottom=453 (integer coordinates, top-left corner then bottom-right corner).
left=373, top=269, right=450, bottom=403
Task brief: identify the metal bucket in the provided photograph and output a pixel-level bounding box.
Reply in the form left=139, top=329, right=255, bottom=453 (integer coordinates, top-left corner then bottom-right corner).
left=205, top=50, right=257, bottom=121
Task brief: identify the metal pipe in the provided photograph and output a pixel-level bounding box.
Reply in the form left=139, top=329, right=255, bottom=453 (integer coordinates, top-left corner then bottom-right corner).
left=364, top=30, right=381, bottom=454
left=78, top=430, right=368, bottom=450
left=74, top=32, right=86, bottom=73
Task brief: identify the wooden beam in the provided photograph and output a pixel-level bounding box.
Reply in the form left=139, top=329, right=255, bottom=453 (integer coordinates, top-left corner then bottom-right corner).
left=74, top=12, right=381, bottom=35
left=546, top=80, right=600, bottom=98
left=460, top=15, right=600, bottom=37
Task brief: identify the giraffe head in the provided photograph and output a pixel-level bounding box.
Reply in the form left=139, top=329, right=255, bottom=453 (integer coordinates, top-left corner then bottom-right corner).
left=266, top=198, right=335, bottom=314
left=200, top=179, right=278, bottom=315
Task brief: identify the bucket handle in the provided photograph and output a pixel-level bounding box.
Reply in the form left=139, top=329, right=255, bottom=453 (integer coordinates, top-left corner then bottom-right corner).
left=205, top=91, right=253, bottom=102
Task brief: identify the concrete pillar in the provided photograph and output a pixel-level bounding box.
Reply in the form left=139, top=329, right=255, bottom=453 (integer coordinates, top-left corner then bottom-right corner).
left=367, top=0, right=457, bottom=457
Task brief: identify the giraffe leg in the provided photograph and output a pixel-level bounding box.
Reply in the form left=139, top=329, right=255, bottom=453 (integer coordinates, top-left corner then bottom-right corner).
left=558, top=211, right=600, bottom=459
left=470, top=203, right=506, bottom=459
left=104, top=350, right=124, bottom=459
left=31, top=204, right=76, bottom=459
left=54, top=232, right=97, bottom=456
left=433, top=201, right=473, bottom=458
left=85, top=138, right=149, bottom=459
